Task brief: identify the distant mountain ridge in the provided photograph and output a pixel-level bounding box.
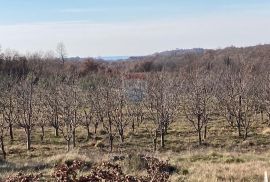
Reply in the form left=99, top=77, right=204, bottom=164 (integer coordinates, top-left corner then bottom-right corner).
left=66, top=48, right=205, bottom=62
left=152, top=48, right=205, bottom=57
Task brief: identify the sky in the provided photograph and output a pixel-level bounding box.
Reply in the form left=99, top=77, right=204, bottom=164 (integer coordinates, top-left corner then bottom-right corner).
left=0, top=0, right=270, bottom=57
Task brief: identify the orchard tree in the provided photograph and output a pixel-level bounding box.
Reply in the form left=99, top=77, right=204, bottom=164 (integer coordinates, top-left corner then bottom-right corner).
left=91, top=75, right=117, bottom=152
left=2, top=77, right=17, bottom=142
left=111, top=80, right=130, bottom=143
left=58, top=77, right=82, bottom=151
left=35, top=85, right=47, bottom=141
left=182, top=69, right=216, bottom=145
left=0, top=109, right=7, bottom=159
left=145, top=72, right=180, bottom=150
left=0, top=80, right=8, bottom=159
left=15, top=75, right=38, bottom=150
left=45, top=78, right=62, bottom=137
left=217, top=61, right=257, bottom=140
left=80, top=77, right=97, bottom=139
left=125, top=74, right=145, bottom=132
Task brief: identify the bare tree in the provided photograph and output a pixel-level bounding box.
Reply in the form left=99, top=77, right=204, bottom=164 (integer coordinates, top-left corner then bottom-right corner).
left=2, top=77, right=17, bottom=142
left=91, top=76, right=117, bottom=152
left=58, top=84, right=73, bottom=152
left=56, top=42, right=67, bottom=65
left=125, top=74, right=145, bottom=132
left=145, top=72, right=180, bottom=150
left=45, top=79, right=61, bottom=137
left=35, top=86, right=47, bottom=141
left=69, top=78, right=82, bottom=148
left=0, top=110, right=7, bottom=159
left=80, top=89, right=95, bottom=140
left=182, top=69, right=215, bottom=145
left=217, top=62, right=257, bottom=140
left=260, top=73, right=270, bottom=125
left=111, top=80, right=130, bottom=143
left=0, top=80, right=8, bottom=159
left=15, top=75, right=37, bottom=150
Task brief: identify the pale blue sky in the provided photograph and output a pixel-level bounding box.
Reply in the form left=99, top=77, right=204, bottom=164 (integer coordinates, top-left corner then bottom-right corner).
left=0, top=0, right=270, bottom=56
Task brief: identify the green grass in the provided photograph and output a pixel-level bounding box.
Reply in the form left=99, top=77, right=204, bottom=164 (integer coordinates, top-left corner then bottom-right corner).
left=1, top=115, right=270, bottom=181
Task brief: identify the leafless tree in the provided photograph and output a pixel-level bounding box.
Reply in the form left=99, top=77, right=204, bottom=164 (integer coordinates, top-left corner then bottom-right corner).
left=125, top=75, right=145, bottom=132
left=145, top=72, right=180, bottom=150
left=1, top=77, right=17, bottom=142
left=0, top=80, right=8, bottom=159
left=260, top=73, right=270, bottom=125
left=81, top=105, right=94, bottom=140
left=35, top=86, right=47, bottom=141
left=217, top=62, right=257, bottom=140
left=15, top=75, right=37, bottom=150
left=58, top=84, right=73, bottom=152
left=0, top=110, right=7, bottom=159
left=45, top=79, right=62, bottom=137
left=182, top=69, right=216, bottom=145
left=56, top=42, right=67, bottom=65
left=91, top=76, right=117, bottom=152
left=111, top=80, right=130, bottom=143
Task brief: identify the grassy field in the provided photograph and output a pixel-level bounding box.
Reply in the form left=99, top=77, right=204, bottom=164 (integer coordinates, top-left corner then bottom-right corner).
left=1, top=115, right=270, bottom=181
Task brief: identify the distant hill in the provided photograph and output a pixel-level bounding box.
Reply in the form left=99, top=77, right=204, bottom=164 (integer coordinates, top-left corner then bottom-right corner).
left=152, top=48, right=205, bottom=57
left=66, top=56, right=130, bottom=62
left=57, top=44, right=270, bottom=73
left=115, top=44, right=270, bottom=72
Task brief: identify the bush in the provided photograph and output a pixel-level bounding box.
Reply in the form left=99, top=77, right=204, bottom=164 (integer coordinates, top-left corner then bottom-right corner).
left=123, top=154, right=148, bottom=172
left=95, top=141, right=105, bottom=148
left=3, top=172, right=42, bottom=182
left=182, top=169, right=189, bottom=175
left=51, top=158, right=172, bottom=182
left=99, top=130, right=107, bottom=135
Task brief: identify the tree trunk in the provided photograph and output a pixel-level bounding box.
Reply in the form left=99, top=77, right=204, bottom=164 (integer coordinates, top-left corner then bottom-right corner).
left=120, top=135, right=124, bottom=143
left=41, top=126, right=45, bottom=141
left=94, top=122, right=98, bottom=134
left=118, top=127, right=124, bottom=143
left=109, top=134, right=113, bottom=152
left=9, top=123, right=14, bottom=141
left=244, top=128, right=248, bottom=140
left=160, top=127, right=165, bottom=148
left=67, top=139, right=70, bottom=152
left=238, top=95, right=242, bottom=137
left=132, top=120, right=135, bottom=132
left=198, top=130, right=202, bottom=145
left=138, top=116, right=141, bottom=127
left=261, top=110, right=264, bottom=122
left=203, top=124, right=207, bottom=140
left=86, top=125, right=91, bottom=140
left=198, top=115, right=202, bottom=145
left=26, top=128, right=31, bottom=150
left=164, top=123, right=168, bottom=134
left=153, top=138, right=157, bottom=151
left=153, top=130, right=158, bottom=151
left=0, top=136, right=6, bottom=159
left=55, top=127, right=59, bottom=137
left=72, top=128, right=76, bottom=148
left=237, top=120, right=242, bottom=137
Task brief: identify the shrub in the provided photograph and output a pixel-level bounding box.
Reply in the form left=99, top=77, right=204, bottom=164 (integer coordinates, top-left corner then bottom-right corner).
left=95, top=141, right=105, bottom=148
left=99, top=130, right=107, bottom=135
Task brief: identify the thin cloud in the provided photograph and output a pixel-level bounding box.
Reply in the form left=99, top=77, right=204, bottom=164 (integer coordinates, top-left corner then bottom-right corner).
left=59, top=8, right=107, bottom=13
